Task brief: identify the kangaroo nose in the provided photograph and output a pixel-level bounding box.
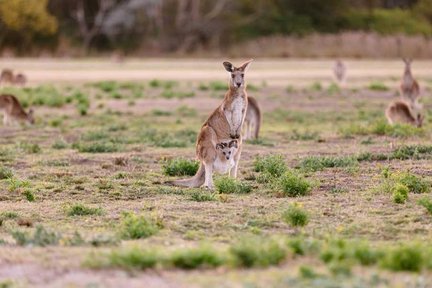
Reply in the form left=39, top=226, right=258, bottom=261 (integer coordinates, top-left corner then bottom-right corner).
left=236, top=83, right=241, bottom=87
left=226, top=156, right=229, bottom=160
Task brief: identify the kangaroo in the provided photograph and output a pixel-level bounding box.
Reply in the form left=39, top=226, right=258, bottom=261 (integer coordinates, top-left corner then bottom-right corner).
left=0, top=69, right=14, bottom=86
left=167, top=60, right=253, bottom=189
left=0, top=94, right=34, bottom=126
left=385, top=99, right=423, bottom=127
left=400, top=58, right=420, bottom=101
left=243, top=96, right=261, bottom=140
left=333, top=60, right=346, bottom=84
left=214, top=140, right=238, bottom=174
left=13, top=73, right=27, bottom=87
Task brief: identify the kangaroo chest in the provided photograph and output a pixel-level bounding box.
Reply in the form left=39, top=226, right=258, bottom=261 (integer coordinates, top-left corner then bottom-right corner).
left=213, top=156, right=235, bottom=174
left=225, top=95, right=246, bottom=131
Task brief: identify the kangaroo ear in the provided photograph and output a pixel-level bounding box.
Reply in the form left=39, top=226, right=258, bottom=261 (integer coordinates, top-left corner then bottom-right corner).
left=239, top=59, right=253, bottom=72
left=223, top=61, right=233, bottom=72
left=229, top=140, right=238, bottom=148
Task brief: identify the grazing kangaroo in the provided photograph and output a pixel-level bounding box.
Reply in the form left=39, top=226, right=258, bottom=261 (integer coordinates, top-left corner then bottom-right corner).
left=0, top=94, right=34, bottom=126
left=14, top=73, right=27, bottom=86
left=333, top=60, right=346, bottom=84
left=400, top=58, right=419, bottom=101
left=386, top=59, right=423, bottom=127
left=168, top=60, right=253, bottom=189
left=0, top=69, right=14, bottom=86
left=243, top=96, right=261, bottom=140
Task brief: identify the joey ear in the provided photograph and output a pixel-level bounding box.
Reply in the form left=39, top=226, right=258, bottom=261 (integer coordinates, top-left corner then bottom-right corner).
left=216, top=143, right=223, bottom=150
left=239, top=59, right=253, bottom=71
left=223, top=61, right=233, bottom=72
left=229, top=140, right=238, bottom=148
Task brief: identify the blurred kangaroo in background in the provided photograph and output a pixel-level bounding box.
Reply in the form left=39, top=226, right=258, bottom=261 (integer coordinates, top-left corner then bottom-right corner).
left=14, top=73, right=27, bottom=87
left=167, top=60, right=252, bottom=189
left=0, top=94, right=34, bottom=126
left=399, top=58, right=419, bottom=101
left=386, top=58, right=423, bottom=127
left=333, top=60, right=346, bottom=84
left=243, top=96, right=261, bottom=140
left=0, top=69, right=14, bottom=86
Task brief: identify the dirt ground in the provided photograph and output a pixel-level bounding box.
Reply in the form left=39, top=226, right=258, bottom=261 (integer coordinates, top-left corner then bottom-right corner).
left=0, top=59, right=431, bottom=287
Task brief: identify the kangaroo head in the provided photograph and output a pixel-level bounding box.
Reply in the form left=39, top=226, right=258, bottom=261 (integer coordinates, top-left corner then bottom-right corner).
left=216, top=140, right=238, bottom=160
left=223, top=59, right=253, bottom=89
left=403, top=58, right=413, bottom=72
left=27, top=108, right=35, bottom=125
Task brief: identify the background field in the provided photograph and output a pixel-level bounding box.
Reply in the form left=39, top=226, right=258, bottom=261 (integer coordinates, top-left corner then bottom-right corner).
left=0, top=59, right=432, bottom=287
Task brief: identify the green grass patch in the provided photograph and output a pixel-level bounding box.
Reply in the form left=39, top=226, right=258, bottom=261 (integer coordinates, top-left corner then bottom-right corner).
left=118, top=212, right=162, bottom=240
left=230, top=238, right=286, bottom=268
left=66, top=204, right=103, bottom=216
left=298, top=155, right=358, bottom=172
left=214, top=177, right=252, bottom=194
left=368, top=81, right=389, bottom=91
left=254, top=154, right=287, bottom=177
left=170, top=247, right=224, bottom=269
left=275, top=171, right=312, bottom=197
left=73, top=142, right=119, bottom=153
left=282, top=204, right=310, bottom=227
left=392, top=183, right=408, bottom=204
left=0, top=166, right=13, bottom=179
left=162, top=158, right=199, bottom=176
left=418, top=197, right=432, bottom=215
left=12, top=225, right=60, bottom=247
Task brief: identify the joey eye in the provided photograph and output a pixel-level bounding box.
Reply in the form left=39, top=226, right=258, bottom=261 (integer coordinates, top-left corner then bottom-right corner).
left=231, top=74, right=235, bottom=79
left=229, top=151, right=231, bottom=154
left=223, top=152, right=226, bottom=155
left=241, top=74, right=244, bottom=78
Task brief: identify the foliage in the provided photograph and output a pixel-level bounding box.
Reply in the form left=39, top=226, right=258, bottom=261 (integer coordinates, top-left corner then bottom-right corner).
left=170, top=247, right=224, bottom=269
left=163, top=158, right=199, bottom=176
left=214, top=177, right=252, bottom=194
left=66, top=204, right=103, bottom=216
left=275, top=171, right=312, bottom=197
left=118, top=212, right=161, bottom=240
left=282, top=204, right=310, bottom=227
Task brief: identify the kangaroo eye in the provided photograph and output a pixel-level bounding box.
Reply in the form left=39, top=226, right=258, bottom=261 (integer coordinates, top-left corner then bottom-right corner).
left=231, top=74, right=235, bottom=78
left=241, top=74, right=244, bottom=78
left=229, top=151, right=231, bottom=154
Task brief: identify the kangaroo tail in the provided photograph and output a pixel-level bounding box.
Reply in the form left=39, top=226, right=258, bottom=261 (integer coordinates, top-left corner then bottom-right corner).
left=165, top=163, right=205, bottom=188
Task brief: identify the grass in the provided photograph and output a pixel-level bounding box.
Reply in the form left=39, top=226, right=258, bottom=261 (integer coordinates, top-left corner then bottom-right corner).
left=214, top=177, right=252, bottom=194
left=170, top=247, right=224, bottom=269
left=73, top=142, right=119, bottom=153
left=368, top=81, right=389, bottom=91
left=392, top=184, right=408, bottom=204
left=282, top=204, right=310, bottom=227
left=418, top=197, right=432, bottom=215
left=106, top=247, right=158, bottom=270
left=230, top=238, right=286, bottom=268
left=12, top=225, right=60, bottom=247
left=397, top=172, right=430, bottom=194
left=162, top=158, right=199, bottom=176
left=380, top=245, right=423, bottom=272
left=298, top=155, right=358, bottom=172
left=66, top=204, right=103, bottom=216
left=275, top=171, right=312, bottom=197
left=189, top=191, right=217, bottom=202
left=254, top=154, right=287, bottom=177
left=118, top=212, right=161, bottom=240
left=0, top=166, right=13, bottom=179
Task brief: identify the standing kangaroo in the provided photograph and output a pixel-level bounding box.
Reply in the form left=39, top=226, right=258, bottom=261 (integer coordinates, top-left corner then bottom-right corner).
left=333, top=60, right=346, bottom=84
left=0, top=69, right=14, bottom=86
left=400, top=58, right=419, bottom=101
left=168, top=60, right=253, bottom=189
left=14, top=73, right=27, bottom=87
left=386, top=59, right=423, bottom=127
left=0, top=94, right=35, bottom=126
left=243, top=96, right=261, bottom=140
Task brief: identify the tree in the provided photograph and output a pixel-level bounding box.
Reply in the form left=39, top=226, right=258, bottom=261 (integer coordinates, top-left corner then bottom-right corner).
left=0, top=0, right=58, bottom=49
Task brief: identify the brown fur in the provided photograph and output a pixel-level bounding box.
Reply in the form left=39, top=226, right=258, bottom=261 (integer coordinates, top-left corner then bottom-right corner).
left=0, top=69, right=14, bottom=86
left=0, top=94, right=34, bottom=126
left=167, top=60, right=253, bottom=188
left=385, top=100, right=423, bottom=128
left=14, top=73, right=27, bottom=86
left=400, top=58, right=420, bottom=101
left=333, top=60, right=346, bottom=83
left=243, top=96, right=261, bottom=140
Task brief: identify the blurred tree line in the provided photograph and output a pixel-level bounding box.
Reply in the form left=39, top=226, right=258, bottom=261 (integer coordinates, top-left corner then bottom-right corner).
left=0, top=0, right=432, bottom=55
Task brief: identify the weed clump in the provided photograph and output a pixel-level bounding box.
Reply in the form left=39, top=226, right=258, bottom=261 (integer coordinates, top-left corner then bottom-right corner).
left=299, top=155, right=357, bottom=172
left=67, top=204, right=103, bottom=216
left=418, top=197, right=432, bottom=215
left=11, top=225, right=60, bottom=247
left=254, top=154, right=287, bottom=178
left=397, top=172, right=430, bottom=194
left=118, top=212, right=161, bottom=240
left=108, top=247, right=159, bottom=270
left=230, top=238, right=286, bottom=268
left=380, top=245, right=423, bottom=272
left=73, top=142, right=119, bottom=153
left=0, top=166, right=13, bottom=179
left=214, top=177, right=252, bottom=194
left=189, top=191, right=217, bottom=202
left=392, top=184, right=408, bottom=204
left=275, top=171, right=312, bottom=197
left=163, top=158, right=199, bottom=176
left=170, top=247, right=224, bottom=269
left=282, top=204, right=310, bottom=227
left=368, top=81, right=389, bottom=91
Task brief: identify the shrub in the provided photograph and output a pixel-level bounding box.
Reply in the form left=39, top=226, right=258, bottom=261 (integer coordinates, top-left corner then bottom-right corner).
left=7, top=178, right=30, bottom=192
left=52, top=139, right=68, bottom=149
left=397, top=172, right=430, bottom=194
left=380, top=245, right=423, bottom=272
left=392, top=184, right=408, bottom=204
left=299, top=156, right=357, bottom=172
left=11, top=225, right=60, bottom=247
left=214, top=177, right=252, bottom=194
left=108, top=247, right=158, bottom=270
left=189, top=191, right=217, bottom=202
left=73, top=142, right=119, bottom=153
left=276, top=171, right=312, bottom=197
left=0, top=166, right=13, bottom=179
left=118, top=212, right=161, bottom=240
left=418, top=197, right=432, bottom=215
left=66, top=204, right=103, bottom=216
left=23, top=189, right=35, bottom=202
left=253, top=154, right=287, bottom=177
left=18, top=142, right=41, bottom=154
left=368, top=81, right=389, bottom=91
left=391, top=144, right=432, bottom=160
left=282, top=204, right=309, bottom=227
left=230, top=238, right=286, bottom=268
left=170, top=247, right=224, bottom=269
left=163, top=158, right=199, bottom=176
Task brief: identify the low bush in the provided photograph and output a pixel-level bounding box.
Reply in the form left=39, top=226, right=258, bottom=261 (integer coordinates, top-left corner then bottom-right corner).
left=170, top=247, right=224, bottom=269
left=11, top=225, right=60, bottom=247
left=418, top=197, right=432, bottom=215
left=0, top=166, right=13, bottom=179
left=275, top=171, right=312, bottom=197
left=230, top=238, right=286, bottom=268
left=66, top=204, right=103, bottom=216
left=282, top=204, right=310, bottom=227
left=108, top=247, right=159, bottom=270
left=253, top=154, right=287, bottom=177
left=118, top=212, right=161, bottom=240
left=299, top=155, right=357, bottom=172
left=214, top=177, right=252, bottom=194
left=392, top=183, right=408, bottom=204
left=380, top=245, right=423, bottom=272
left=163, top=158, right=199, bottom=176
